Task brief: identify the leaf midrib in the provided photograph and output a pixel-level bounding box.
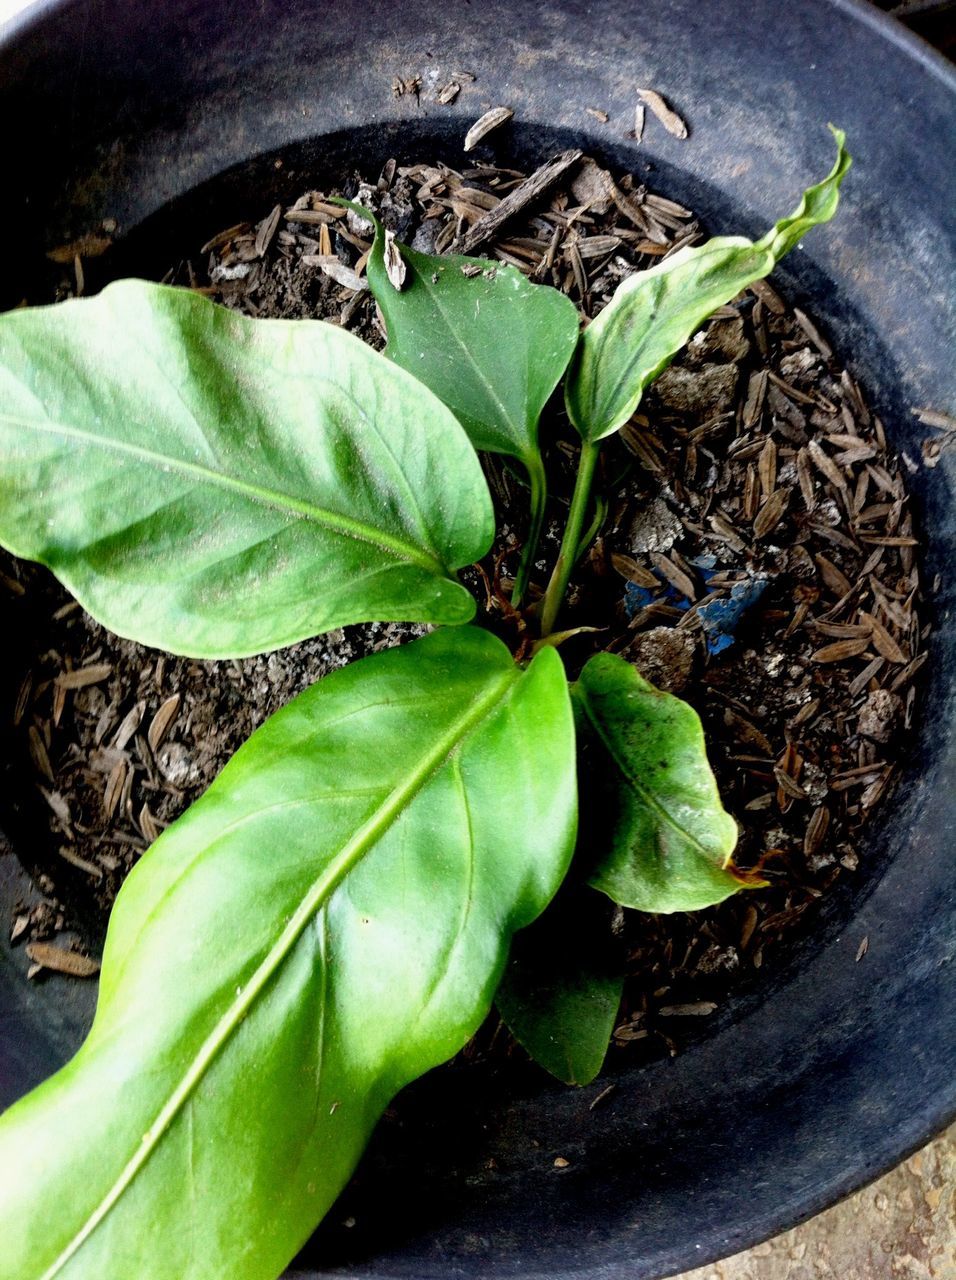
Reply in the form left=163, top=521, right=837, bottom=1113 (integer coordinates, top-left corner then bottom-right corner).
left=575, top=684, right=713, bottom=861
left=39, top=660, right=520, bottom=1280
left=1, top=412, right=446, bottom=575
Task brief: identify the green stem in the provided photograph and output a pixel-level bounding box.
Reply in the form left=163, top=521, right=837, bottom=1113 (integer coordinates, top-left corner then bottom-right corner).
left=539, top=439, right=600, bottom=636
left=512, top=454, right=548, bottom=608
left=574, top=493, right=608, bottom=565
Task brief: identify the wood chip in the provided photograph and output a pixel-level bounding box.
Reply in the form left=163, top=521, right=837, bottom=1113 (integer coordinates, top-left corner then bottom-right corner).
left=793, top=308, right=832, bottom=359
left=812, top=620, right=870, bottom=639
left=301, top=256, right=366, bottom=292
left=848, top=656, right=886, bottom=697
left=808, top=439, right=847, bottom=493
left=743, top=465, right=760, bottom=522
left=254, top=204, right=282, bottom=257
left=650, top=552, right=696, bottom=601
left=436, top=81, right=461, bottom=105
left=861, top=612, right=907, bottom=664
left=28, top=725, right=54, bottom=782
left=451, top=149, right=582, bottom=254
left=912, top=406, right=956, bottom=432
left=13, top=673, right=33, bottom=726
left=284, top=207, right=344, bottom=226
left=57, top=846, right=103, bottom=879
left=147, top=694, right=181, bottom=754
left=611, top=553, right=659, bottom=588
left=804, top=805, right=831, bottom=856
left=103, top=759, right=128, bottom=819
left=636, top=89, right=688, bottom=139
left=858, top=534, right=918, bottom=548
left=855, top=936, right=869, bottom=962
left=139, top=803, right=161, bottom=844
left=753, top=487, right=790, bottom=539
left=707, top=513, right=747, bottom=553
left=749, top=278, right=786, bottom=315
left=112, top=701, right=145, bottom=751
left=658, top=1002, right=717, bottom=1017
left=25, top=942, right=100, bottom=979
left=55, top=662, right=112, bottom=690
left=814, top=553, right=852, bottom=598
left=811, top=637, right=871, bottom=664
left=588, top=1083, right=617, bottom=1111
left=774, top=764, right=807, bottom=802
left=743, top=369, right=768, bottom=427
left=463, top=106, right=514, bottom=152
left=200, top=222, right=250, bottom=254
left=758, top=436, right=777, bottom=498
left=382, top=229, right=407, bottom=291
left=723, top=708, right=773, bottom=755
left=52, top=681, right=67, bottom=727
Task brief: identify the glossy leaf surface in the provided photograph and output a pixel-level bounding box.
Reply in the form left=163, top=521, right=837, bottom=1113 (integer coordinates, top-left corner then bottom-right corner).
left=574, top=652, right=748, bottom=913
left=0, top=627, right=576, bottom=1280
left=0, top=280, right=493, bottom=657
left=356, top=205, right=580, bottom=468
left=496, top=886, right=622, bottom=1085
left=565, top=129, right=850, bottom=441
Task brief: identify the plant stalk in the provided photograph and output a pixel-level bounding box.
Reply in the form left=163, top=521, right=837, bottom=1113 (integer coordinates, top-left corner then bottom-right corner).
left=511, top=454, right=548, bottom=608
left=574, top=493, right=608, bottom=566
left=539, top=438, right=600, bottom=636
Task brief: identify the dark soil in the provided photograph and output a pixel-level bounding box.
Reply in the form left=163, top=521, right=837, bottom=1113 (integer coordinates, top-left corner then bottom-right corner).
left=1, top=144, right=928, bottom=1066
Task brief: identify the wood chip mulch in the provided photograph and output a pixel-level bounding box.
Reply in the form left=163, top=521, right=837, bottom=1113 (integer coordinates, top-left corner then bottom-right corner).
left=4, top=139, right=931, bottom=1068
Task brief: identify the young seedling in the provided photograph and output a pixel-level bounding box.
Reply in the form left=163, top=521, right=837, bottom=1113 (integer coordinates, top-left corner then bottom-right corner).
left=0, top=129, right=849, bottom=1280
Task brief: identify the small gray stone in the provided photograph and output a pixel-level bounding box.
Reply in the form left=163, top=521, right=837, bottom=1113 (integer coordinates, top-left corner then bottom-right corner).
left=156, top=741, right=199, bottom=786
left=652, top=362, right=740, bottom=416
left=624, top=627, right=696, bottom=694
left=626, top=495, right=684, bottom=554
left=686, top=316, right=750, bottom=365
left=411, top=220, right=441, bottom=255
left=858, top=688, right=903, bottom=743
left=779, top=347, right=822, bottom=381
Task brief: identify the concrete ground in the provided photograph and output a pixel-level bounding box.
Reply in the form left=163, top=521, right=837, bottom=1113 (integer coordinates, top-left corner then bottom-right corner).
left=676, top=1123, right=955, bottom=1280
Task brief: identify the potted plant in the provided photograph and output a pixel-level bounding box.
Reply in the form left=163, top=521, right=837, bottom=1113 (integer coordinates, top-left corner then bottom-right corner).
left=1, top=2, right=956, bottom=1280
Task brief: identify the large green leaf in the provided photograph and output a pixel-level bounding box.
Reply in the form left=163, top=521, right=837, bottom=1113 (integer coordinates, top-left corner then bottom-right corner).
left=356, top=205, right=581, bottom=470
left=0, top=280, right=493, bottom=657
left=496, top=885, right=622, bottom=1086
left=574, top=652, right=749, bottom=913
left=0, top=627, right=576, bottom=1280
left=565, top=128, right=851, bottom=441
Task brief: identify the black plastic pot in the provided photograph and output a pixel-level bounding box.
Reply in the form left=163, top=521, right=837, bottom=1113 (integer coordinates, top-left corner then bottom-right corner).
left=1, top=2, right=954, bottom=1277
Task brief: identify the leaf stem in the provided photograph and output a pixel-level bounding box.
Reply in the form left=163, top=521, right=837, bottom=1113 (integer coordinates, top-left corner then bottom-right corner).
left=512, top=454, right=548, bottom=608
left=574, top=493, right=608, bottom=565
left=539, top=438, right=600, bottom=636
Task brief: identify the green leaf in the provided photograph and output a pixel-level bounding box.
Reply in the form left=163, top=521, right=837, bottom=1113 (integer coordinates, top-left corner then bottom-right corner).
left=496, top=886, right=622, bottom=1086
left=574, top=652, right=750, bottom=913
left=0, top=279, right=494, bottom=658
left=0, top=627, right=576, bottom=1280
left=565, top=128, right=851, bottom=441
left=354, top=204, right=581, bottom=469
